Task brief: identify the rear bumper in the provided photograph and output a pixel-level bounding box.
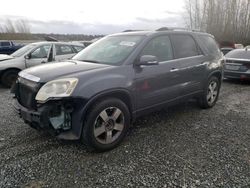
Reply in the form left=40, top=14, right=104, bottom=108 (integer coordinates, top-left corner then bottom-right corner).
left=224, top=70, right=250, bottom=80
left=13, top=98, right=87, bottom=140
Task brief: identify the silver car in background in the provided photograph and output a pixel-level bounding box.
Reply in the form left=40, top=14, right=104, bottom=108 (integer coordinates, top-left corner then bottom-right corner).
left=0, top=41, right=84, bottom=87
left=224, top=48, right=250, bottom=80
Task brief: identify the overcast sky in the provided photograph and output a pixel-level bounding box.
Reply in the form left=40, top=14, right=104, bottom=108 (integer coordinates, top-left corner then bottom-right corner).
left=0, top=0, right=186, bottom=35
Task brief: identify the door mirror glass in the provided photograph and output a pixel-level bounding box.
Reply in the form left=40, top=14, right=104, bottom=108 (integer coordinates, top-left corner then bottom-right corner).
left=138, top=55, right=159, bottom=66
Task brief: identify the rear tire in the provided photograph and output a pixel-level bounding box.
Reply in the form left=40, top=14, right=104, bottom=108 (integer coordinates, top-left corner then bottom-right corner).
left=82, top=98, right=130, bottom=152
left=199, top=76, right=221, bottom=109
left=1, top=69, right=19, bottom=88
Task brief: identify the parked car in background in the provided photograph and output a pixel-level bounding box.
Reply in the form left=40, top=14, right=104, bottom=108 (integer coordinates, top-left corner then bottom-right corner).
left=224, top=48, right=250, bottom=80
left=0, top=41, right=84, bottom=87
left=0, top=40, right=24, bottom=55
left=12, top=29, right=223, bottom=151
left=245, top=45, right=250, bottom=49
left=235, top=44, right=244, bottom=49
left=221, top=47, right=234, bottom=55
left=219, top=41, right=235, bottom=49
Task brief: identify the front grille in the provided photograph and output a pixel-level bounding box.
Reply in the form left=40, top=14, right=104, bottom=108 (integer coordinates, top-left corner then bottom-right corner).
left=17, top=77, right=41, bottom=110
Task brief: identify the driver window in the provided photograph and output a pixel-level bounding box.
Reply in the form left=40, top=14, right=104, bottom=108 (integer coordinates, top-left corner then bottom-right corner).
left=30, top=45, right=51, bottom=59
left=141, top=36, right=173, bottom=62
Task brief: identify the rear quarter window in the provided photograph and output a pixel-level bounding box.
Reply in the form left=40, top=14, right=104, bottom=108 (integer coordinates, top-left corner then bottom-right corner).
left=199, top=35, right=220, bottom=56
left=170, top=34, right=200, bottom=59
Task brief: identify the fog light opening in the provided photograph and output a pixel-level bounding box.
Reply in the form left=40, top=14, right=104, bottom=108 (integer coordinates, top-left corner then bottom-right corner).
left=49, top=108, right=72, bottom=131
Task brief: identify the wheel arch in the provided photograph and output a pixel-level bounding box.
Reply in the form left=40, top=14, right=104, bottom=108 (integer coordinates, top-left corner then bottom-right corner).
left=208, top=70, right=222, bottom=81
left=1, top=67, right=22, bottom=75
left=0, top=67, right=22, bottom=82
left=82, top=89, right=134, bottom=124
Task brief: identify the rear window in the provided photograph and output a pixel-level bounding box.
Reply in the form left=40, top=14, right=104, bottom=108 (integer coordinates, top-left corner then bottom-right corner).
left=199, top=36, right=220, bottom=56
left=170, top=34, right=199, bottom=59
left=225, top=49, right=250, bottom=59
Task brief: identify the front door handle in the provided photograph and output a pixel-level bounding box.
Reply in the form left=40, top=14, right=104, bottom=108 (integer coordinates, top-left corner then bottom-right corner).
left=170, top=68, right=179, bottom=72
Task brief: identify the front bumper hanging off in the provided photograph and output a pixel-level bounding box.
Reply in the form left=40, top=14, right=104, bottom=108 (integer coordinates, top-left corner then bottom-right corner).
left=13, top=98, right=86, bottom=140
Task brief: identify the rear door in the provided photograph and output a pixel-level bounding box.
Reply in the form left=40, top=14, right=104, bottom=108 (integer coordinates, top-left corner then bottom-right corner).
left=54, top=44, right=76, bottom=61
left=135, top=35, right=182, bottom=110
left=170, top=34, right=206, bottom=96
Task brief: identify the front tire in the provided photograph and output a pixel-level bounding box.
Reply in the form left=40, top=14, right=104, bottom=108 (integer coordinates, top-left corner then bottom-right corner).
left=199, top=76, right=221, bottom=109
left=1, top=69, right=19, bottom=88
left=82, top=98, right=130, bottom=152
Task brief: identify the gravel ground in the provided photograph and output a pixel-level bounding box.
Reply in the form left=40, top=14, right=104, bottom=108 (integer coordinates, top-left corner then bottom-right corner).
left=0, top=80, right=250, bottom=188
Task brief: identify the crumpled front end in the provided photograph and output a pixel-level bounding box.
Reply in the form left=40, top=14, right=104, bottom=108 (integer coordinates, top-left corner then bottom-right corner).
left=12, top=77, right=86, bottom=140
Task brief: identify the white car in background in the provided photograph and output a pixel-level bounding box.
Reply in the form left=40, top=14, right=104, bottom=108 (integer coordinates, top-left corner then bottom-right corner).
left=0, top=41, right=84, bottom=87
left=235, top=44, right=244, bottom=49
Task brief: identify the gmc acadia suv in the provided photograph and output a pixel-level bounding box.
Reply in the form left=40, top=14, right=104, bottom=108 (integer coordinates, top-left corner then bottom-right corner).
left=12, top=29, right=223, bottom=151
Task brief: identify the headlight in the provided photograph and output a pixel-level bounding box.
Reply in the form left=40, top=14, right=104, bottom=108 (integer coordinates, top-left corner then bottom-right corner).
left=35, top=78, right=78, bottom=102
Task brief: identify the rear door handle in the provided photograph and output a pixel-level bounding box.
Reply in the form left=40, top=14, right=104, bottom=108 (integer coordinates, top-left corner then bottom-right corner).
left=170, top=68, right=179, bottom=72
left=200, top=62, right=209, bottom=65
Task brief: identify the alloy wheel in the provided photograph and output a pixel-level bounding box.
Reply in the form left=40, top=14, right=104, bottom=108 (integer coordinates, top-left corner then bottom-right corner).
left=207, top=81, right=218, bottom=105
left=93, top=107, right=125, bottom=144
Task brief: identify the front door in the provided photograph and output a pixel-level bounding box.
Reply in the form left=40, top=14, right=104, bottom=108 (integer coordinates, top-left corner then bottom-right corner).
left=25, top=44, right=52, bottom=68
left=135, top=35, right=182, bottom=111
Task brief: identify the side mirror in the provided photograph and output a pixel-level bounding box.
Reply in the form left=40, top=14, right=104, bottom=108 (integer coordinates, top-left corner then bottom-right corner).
left=137, top=55, right=159, bottom=66
left=24, top=54, right=31, bottom=59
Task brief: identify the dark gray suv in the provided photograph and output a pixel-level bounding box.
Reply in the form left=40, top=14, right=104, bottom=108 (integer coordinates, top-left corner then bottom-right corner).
left=12, top=29, right=223, bottom=151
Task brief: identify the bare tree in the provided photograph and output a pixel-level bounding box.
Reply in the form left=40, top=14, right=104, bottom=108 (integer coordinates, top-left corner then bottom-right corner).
left=0, top=25, right=4, bottom=33
left=0, top=19, right=31, bottom=34
left=4, top=19, right=16, bottom=33
left=15, top=19, right=31, bottom=33
left=184, top=0, right=250, bottom=44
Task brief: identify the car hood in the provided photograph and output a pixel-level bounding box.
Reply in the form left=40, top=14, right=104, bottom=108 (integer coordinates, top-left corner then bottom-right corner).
left=0, top=54, right=14, bottom=61
left=21, top=60, right=110, bottom=82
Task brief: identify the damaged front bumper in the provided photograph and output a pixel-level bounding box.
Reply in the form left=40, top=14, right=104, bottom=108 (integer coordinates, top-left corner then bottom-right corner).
left=13, top=98, right=87, bottom=140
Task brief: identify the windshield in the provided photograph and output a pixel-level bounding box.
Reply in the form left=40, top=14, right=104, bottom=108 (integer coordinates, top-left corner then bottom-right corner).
left=225, top=49, right=250, bottom=59
left=11, top=44, right=37, bottom=57
left=72, top=35, right=144, bottom=65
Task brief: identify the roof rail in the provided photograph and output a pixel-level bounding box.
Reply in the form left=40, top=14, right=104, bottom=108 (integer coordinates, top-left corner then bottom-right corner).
left=156, top=27, right=201, bottom=32
left=122, top=30, right=145, bottom=32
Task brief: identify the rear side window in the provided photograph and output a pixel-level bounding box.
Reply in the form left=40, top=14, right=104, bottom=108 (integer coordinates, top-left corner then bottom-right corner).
left=1, top=42, right=11, bottom=46
left=141, top=35, right=173, bottom=62
left=73, top=46, right=84, bottom=53
left=56, top=45, right=74, bottom=55
left=199, top=36, right=220, bottom=56
left=170, top=34, right=199, bottom=59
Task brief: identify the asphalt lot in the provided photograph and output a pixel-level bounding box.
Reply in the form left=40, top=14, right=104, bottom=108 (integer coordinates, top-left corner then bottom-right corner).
left=0, top=80, right=250, bottom=188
